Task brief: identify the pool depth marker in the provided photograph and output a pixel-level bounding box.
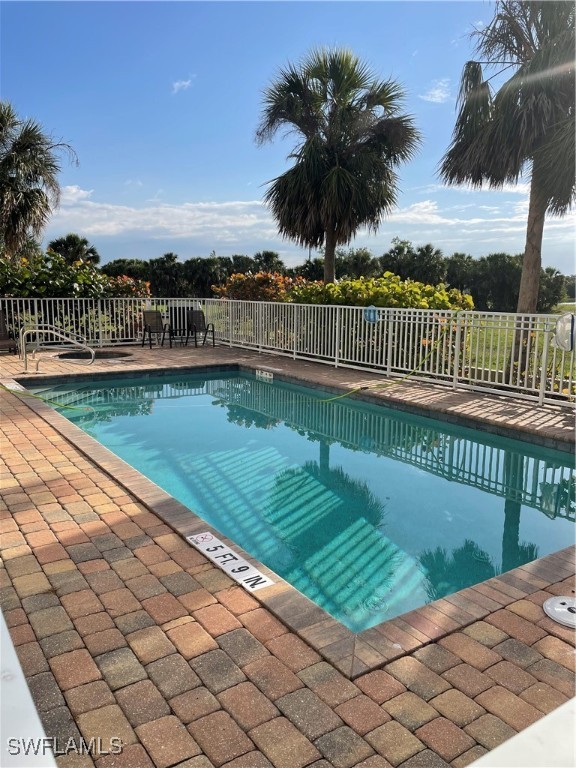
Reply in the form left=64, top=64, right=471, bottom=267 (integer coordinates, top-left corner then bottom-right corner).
left=186, top=532, right=274, bottom=591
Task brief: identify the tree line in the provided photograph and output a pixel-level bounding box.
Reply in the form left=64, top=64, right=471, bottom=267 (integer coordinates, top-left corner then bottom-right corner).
left=1, top=229, right=572, bottom=312
left=97, top=238, right=572, bottom=313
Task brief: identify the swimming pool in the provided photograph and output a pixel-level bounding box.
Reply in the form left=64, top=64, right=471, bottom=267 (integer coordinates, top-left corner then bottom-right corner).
left=31, top=370, right=575, bottom=633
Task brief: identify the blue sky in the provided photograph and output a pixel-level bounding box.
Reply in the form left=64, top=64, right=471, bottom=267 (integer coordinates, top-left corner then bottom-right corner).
left=2, top=1, right=574, bottom=273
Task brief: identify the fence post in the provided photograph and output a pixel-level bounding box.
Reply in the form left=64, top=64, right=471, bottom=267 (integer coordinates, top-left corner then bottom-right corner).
left=453, top=312, right=463, bottom=390
left=386, top=309, right=394, bottom=376
left=257, top=302, right=262, bottom=352
left=538, top=321, right=551, bottom=405
left=293, top=305, right=298, bottom=359
left=335, top=306, right=340, bottom=368
left=98, top=299, right=103, bottom=348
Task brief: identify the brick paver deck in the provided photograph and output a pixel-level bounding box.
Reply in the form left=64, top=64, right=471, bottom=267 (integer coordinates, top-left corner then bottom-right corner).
left=1, top=346, right=574, bottom=768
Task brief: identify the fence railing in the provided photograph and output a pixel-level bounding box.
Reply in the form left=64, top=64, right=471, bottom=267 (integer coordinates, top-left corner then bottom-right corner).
left=1, top=296, right=574, bottom=406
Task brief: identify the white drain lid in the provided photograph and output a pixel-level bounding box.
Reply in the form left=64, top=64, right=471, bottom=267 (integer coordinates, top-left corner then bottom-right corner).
left=542, top=596, right=576, bottom=628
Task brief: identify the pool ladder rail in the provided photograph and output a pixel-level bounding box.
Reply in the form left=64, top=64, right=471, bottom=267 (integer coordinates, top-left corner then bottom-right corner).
left=19, top=325, right=95, bottom=373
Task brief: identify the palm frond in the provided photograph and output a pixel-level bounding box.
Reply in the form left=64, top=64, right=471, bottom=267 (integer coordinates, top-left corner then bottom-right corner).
left=0, top=188, right=52, bottom=254
left=0, top=101, right=76, bottom=254
left=475, top=0, right=538, bottom=62
left=367, top=116, right=421, bottom=162
left=439, top=62, right=495, bottom=186
left=358, top=79, right=406, bottom=114
left=534, top=116, right=575, bottom=214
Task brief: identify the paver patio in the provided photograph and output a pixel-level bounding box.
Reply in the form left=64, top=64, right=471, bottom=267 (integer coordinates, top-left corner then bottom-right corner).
left=1, top=346, right=574, bottom=768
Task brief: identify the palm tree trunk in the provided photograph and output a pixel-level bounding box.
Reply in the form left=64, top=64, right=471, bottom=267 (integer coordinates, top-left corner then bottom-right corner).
left=507, top=160, right=547, bottom=382
left=502, top=498, right=521, bottom=572
left=516, top=160, right=547, bottom=314
left=319, top=440, right=330, bottom=481
left=323, top=227, right=337, bottom=284
left=501, top=451, right=524, bottom=572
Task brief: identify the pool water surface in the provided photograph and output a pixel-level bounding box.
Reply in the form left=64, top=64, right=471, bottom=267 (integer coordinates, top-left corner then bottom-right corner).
left=31, top=371, right=575, bottom=633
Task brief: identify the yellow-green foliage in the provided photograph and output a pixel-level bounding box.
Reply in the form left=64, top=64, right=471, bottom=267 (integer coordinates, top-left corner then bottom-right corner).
left=289, top=273, right=474, bottom=310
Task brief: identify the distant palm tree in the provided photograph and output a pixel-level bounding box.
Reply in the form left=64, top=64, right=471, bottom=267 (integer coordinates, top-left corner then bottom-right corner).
left=336, top=247, right=379, bottom=279
left=256, top=48, right=420, bottom=283
left=48, top=233, right=100, bottom=264
left=253, top=250, right=285, bottom=273
left=0, top=102, right=75, bottom=258
left=148, top=252, right=184, bottom=297
left=439, top=1, right=575, bottom=313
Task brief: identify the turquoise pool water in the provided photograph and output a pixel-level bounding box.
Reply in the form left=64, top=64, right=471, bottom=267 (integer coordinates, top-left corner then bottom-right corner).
left=31, top=371, right=575, bottom=632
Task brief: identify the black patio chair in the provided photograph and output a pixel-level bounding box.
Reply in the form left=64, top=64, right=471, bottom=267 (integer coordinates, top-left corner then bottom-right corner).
left=142, top=310, right=171, bottom=348
left=185, top=310, right=215, bottom=347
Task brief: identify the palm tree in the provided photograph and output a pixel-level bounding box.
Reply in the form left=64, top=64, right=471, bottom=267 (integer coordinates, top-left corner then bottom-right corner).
left=148, top=252, right=184, bottom=297
left=440, top=1, right=575, bottom=313
left=253, top=250, right=285, bottom=273
left=256, top=48, right=421, bottom=283
left=336, top=247, right=379, bottom=279
left=0, top=102, right=75, bottom=258
left=48, top=233, right=100, bottom=265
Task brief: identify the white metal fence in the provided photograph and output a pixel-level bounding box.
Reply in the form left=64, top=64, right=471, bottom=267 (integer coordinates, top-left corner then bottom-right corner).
left=1, top=296, right=574, bottom=406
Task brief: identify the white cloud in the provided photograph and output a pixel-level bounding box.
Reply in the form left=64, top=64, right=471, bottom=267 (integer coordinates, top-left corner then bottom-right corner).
left=447, top=181, right=531, bottom=197
left=500, top=182, right=531, bottom=196
left=389, top=200, right=450, bottom=224
left=54, top=188, right=275, bottom=241
left=419, top=79, right=451, bottom=104
left=124, top=179, right=143, bottom=188
left=412, top=182, right=530, bottom=197
left=61, top=185, right=93, bottom=203
left=450, top=27, right=471, bottom=48
left=411, top=183, right=445, bottom=195
left=476, top=205, right=502, bottom=213
left=172, top=78, right=193, bottom=95
left=50, top=185, right=575, bottom=272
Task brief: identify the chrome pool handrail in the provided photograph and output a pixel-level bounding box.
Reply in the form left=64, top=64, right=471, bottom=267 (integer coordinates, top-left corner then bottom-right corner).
left=19, top=325, right=95, bottom=372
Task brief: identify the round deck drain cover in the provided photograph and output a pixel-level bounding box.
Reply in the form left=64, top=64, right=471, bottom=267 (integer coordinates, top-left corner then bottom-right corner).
left=543, top=596, right=576, bottom=628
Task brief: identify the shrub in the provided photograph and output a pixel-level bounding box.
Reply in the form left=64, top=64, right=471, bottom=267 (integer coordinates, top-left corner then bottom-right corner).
left=102, top=274, right=151, bottom=299
left=0, top=250, right=150, bottom=298
left=212, top=272, right=306, bottom=302
left=288, top=273, right=474, bottom=310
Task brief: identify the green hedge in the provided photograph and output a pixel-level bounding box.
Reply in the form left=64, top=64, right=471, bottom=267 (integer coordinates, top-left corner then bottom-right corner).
left=289, top=273, right=474, bottom=310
